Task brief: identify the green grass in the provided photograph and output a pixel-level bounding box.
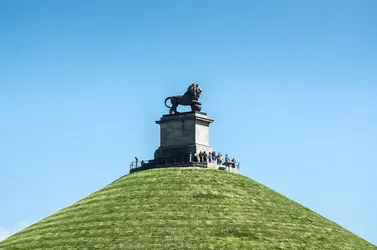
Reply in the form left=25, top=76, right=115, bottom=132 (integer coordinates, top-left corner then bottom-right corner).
left=1, top=168, right=375, bottom=249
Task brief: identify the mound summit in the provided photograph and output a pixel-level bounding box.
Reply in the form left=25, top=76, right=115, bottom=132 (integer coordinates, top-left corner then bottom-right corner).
left=1, top=168, right=375, bottom=250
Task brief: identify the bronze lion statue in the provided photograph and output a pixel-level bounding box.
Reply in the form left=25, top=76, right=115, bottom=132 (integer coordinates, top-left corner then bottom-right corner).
left=164, top=83, right=202, bottom=114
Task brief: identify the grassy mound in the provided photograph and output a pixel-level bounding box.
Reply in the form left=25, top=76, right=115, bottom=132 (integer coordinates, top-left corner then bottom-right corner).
left=1, top=168, right=375, bottom=249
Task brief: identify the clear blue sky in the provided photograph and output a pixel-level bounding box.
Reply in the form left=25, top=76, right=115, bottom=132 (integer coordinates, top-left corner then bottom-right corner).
left=1, top=0, right=376, bottom=244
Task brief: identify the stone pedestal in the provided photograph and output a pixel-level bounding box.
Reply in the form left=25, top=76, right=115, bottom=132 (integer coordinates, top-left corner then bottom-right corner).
left=154, top=111, right=214, bottom=159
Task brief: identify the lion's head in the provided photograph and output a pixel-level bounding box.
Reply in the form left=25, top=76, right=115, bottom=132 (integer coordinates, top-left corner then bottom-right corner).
left=190, top=83, right=202, bottom=100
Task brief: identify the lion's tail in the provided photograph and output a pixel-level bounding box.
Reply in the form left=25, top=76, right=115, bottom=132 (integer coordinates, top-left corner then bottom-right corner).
left=164, top=96, right=173, bottom=108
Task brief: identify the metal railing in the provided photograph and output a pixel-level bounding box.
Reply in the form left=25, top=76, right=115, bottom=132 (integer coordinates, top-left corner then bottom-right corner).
left=129, top=160, right=151, bottom=170
left=130, top=153, right=240, bottom=171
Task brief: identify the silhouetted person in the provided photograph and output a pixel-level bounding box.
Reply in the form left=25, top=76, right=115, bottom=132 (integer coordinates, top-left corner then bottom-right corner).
left=231, top=158, right=236, bottom=168
left=217, top=153, right=223, bottom=164
left=203, top=151, right=208, bottom=162
left=225, top=154, right=230, bottom=163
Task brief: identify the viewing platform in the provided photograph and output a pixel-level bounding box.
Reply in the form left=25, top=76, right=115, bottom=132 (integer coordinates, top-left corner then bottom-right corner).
left=129, top=154, right=240, bottom=174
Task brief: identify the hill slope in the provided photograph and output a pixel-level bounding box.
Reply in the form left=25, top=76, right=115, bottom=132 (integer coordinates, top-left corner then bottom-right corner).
left=1, top=168, right=375, bottom=249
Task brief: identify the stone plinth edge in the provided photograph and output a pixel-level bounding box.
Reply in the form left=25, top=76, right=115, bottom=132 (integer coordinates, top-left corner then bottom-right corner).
left=155, top=111, right=214, bottom=124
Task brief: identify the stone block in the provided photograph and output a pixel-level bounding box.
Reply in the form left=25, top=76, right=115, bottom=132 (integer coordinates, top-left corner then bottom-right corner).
left=154, top=111, right=214, bottom=159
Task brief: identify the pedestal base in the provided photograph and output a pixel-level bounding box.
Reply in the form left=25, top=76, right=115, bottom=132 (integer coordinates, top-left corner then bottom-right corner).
left=154, top=111, right=214, bottom=160
left=154, top=144, right=213, bottom=159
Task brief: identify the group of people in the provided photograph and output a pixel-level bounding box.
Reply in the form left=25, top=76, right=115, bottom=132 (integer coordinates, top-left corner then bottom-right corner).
left=133, top=151, right=238, bottom=170
left=196, top=151, right=237, bottom=168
